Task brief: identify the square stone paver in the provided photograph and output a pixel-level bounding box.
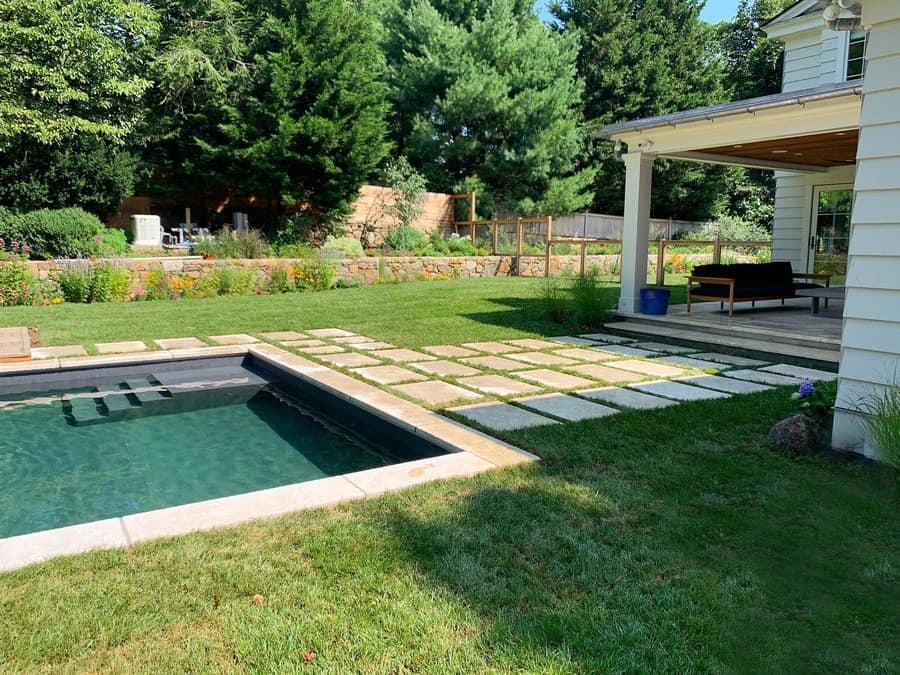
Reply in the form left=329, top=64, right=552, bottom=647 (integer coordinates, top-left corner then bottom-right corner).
left=282, top=339, right=328, bottom=348
left=393, top=381, right=482, bottom=406
left=317, top=352, right=381, bottom=368
left=423, top=344, right=480, bottom=358
left=514, top=393, right=619, bottom=421
left=31, top=345, right=88, bottom=359
left=153, top=337, right=207, bottom=350
left=578, top=333, right=636, bottom=344
left=506, top=351, right=579, bottom=367
left=724, top=369, right=803, bottom=386
left=514, top=369, right=598, bottom=390
left=369, top=348, right=436, bottom=363
left=630, top=380, right=731, bottom=401
left=760, top=364, right=839, bottom=382
left=504, top=338, right=562, bottom=350
left=594, top=345, right=661, bottom=358
left=352, top=341, right=396, bottom=351
left=606, top=359, right=687, bottom=378
left=550, top=336, right=597, bottom=346
left=448, top=402, right=558, bottom=430
left=578, top=386, right=677, bottom=410
left=676, top=374, right=773, bottom=394
left=461, top=355, right=532, bottom=371
left=411, top=360, right=481, bottom=377
left=565, top=364, right=645, bottom=383
left=462, top=341, right=521, bottom=354
left=307, top=328, right=355, bottom=338
left=95, top=341, right=148, bottom=354
left=333, top=335, right=373, bottom=344
left=456, top=375, right=543, bottom=397
left=208, top=333, right=259, bottom=346
left=631, top=342, right=697, bottom=354
left=297, top=345, right=346, bottom=355
left=551, top=348, right=618, bottom=363
left=350, top=365, right=427, bottom=385
left=689, top=352, right=768, bottom=367
left=259, top=331, right=306, bottom=341
left=650, top=355, right=725, bottom=371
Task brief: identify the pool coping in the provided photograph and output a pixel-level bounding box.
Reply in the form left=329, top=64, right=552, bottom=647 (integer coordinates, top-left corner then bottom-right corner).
left=0, top=345, right=537, bottom=572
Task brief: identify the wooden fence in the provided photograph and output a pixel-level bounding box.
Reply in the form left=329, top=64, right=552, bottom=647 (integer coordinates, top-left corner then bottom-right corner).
left=448, top=215, right=772, bottom=284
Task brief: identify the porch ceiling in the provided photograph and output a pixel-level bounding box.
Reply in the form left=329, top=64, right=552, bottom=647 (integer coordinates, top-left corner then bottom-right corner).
left=697, top=129, right=859, bottom=169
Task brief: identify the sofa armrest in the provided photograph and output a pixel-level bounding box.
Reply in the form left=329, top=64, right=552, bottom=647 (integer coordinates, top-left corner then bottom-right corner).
left=688, top=276, right=735, bottom=286
left=792, top=272, right=832, bottom=287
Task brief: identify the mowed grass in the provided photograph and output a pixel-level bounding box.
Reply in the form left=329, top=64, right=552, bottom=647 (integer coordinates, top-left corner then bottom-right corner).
left=0, top=277, right=897, bottom=672
left=1, top=275, right=687, bottom=349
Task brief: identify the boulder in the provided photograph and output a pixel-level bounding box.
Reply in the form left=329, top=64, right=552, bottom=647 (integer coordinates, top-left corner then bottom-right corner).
left=768, top=415, right=821, bottom=455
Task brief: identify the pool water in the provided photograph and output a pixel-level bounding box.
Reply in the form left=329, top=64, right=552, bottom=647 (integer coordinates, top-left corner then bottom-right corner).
left=0, top=376, right=436, bottom=539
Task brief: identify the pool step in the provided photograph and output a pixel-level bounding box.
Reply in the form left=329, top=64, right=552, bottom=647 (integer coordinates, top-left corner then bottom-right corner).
left=124, top=379, right=169, bottom=404
left=65, top=396, right=105, bottom=425
left=152, top=367, right=267, bottom=395
left=94, top=386, right=140, bottom=414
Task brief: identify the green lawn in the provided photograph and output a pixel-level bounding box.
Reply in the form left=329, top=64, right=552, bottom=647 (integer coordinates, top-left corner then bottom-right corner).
left=1, top=277, right=897, bottom=672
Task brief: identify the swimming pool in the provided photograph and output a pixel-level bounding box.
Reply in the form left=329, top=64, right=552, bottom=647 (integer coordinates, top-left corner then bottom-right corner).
left=0, top=345, right=534, bottom=570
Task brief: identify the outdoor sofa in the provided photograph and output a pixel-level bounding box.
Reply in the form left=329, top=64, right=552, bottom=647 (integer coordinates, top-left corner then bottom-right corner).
left=687, top=261, right=831, bottom=316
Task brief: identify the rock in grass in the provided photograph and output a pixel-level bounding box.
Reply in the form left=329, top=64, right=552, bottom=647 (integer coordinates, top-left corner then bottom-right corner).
left=768, top=415, right=821, bottom=455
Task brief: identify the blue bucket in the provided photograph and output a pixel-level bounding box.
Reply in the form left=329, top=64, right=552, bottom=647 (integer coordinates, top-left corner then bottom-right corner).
left=640, top=288, right=671, bottom=315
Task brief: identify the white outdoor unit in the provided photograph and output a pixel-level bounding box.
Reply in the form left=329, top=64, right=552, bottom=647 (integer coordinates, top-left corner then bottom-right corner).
left=131, top=214, right=162, bottom=247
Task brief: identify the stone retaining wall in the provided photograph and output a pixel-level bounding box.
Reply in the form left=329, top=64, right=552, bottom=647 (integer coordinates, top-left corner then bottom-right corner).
left=25, top=252, right=736, bottom=289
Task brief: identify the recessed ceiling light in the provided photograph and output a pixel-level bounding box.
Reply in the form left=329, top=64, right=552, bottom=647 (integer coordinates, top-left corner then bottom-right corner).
left=733, top=144, right=743, bottom=148
left=835, top=132, right=846, bottom=136
left=795, top=152, right=803, bottom=156
left=771, top=149, right=789, bottom=154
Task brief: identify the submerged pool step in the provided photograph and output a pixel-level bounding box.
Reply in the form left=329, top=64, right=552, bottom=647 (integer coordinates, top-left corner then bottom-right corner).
left=94, top=386, right=140, bottom=414
left=124, top=379, right=169, bottom=404
left=65, top=396, right=105, bottom=425
left=152, top=367, right=268, bottom=395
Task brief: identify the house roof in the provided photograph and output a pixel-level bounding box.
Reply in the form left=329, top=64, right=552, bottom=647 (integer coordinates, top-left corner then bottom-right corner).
left=761, top=0, right=828, bottom=28
left=595, top=81, right=861, bottom=139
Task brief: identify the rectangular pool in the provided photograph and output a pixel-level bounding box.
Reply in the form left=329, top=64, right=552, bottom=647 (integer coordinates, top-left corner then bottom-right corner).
left=0, top=356, right=448, bottom=539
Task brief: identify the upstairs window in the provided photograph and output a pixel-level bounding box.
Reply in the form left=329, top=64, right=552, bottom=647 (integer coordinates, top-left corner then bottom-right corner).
left=846, top=30, right=868, bottom=81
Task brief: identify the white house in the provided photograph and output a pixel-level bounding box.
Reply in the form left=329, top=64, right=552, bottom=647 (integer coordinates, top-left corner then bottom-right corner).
left=599, top=0, right=900, bottom=456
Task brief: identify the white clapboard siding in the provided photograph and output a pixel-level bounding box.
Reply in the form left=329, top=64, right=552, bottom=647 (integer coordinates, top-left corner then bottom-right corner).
left=834, top=1, right=900, bottom=453
left=771, top=172, right=810, bottom=269
left=819, top=30, right=844, bottom=84
left=782, top=30, right=823, bottom=91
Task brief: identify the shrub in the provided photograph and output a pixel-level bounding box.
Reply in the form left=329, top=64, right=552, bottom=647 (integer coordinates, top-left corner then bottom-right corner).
left=858, top=384, right=900, bottom=469
left=265, top=267, right=294, bottom=294
left=446, top=233, right=477, bottom=256
left=54, top=259, right=131, bottom=303
left=0, top=208, right=123, bottom=259
left=0, top=239, right=53, bottom=305
left=292, top=258, right=334, bottom=291
left=384, top=225, right=427, bottom=252
left=571, top=265, right=612, bottom=327
left=276, top=242, right=317, bottom=258
left=193, top=228, right=270, bottom=259
left=320, top=235, right=364, bottom=258
left=383, top=156, right=427, bottom=228
left=686, top=217, right=771, bottom=244
left=792, top=379, right=838, bottom=428
left=539, top=277, right=567, bottom=323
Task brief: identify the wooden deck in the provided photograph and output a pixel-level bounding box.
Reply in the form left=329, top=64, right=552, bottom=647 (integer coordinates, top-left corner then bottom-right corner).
left=607, top=298, right=842, bottom=364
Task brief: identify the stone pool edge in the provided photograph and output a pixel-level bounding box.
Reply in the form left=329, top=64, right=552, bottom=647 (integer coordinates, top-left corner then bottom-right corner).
left=0, top=345, right=537, bottom=573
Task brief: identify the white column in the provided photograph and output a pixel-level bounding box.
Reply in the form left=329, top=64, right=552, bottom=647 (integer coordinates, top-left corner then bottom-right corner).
left=619, top=151, right=655, bottom=313
left=832, top=0, right=900, bottom=455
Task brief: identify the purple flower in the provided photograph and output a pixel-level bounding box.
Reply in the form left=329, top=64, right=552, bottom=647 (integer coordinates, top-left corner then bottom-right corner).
left=798, top=380, right=814, bottom=398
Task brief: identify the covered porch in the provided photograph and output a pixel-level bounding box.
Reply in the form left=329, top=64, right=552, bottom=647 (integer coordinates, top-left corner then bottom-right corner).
left=597, top=81, right=862, bottom=324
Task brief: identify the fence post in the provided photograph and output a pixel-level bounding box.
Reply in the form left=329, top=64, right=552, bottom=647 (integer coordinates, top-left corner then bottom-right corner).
left=492, top=220, right=499, bottom=256
left=515, top=217, right=523, bottom=276
left=656, top=237, right=666, bottom=286
left=580, top=242, right=587, bottom=277
left=470, top=221, right=476, bottom=245
left=544, top=215, right=553, bottom=278
left=713, top=234, right=722, bottom=264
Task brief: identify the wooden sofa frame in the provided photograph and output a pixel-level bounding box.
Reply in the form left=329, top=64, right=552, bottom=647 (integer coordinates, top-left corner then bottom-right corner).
left=687, top=271, right=831, bottom=317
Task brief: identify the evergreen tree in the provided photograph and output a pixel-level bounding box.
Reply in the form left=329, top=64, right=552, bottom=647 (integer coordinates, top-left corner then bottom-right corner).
left=554, top=0, right=730, bottom=220
left=385, top=0, right=594, bottom=216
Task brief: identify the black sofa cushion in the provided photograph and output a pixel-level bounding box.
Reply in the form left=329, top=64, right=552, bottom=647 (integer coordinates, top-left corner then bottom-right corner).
left=691, top=261, right=807, bottom=299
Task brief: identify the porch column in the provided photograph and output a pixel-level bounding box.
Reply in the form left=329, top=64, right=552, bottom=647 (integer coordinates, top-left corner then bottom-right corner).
left=619, top=151, right=656, bottom=313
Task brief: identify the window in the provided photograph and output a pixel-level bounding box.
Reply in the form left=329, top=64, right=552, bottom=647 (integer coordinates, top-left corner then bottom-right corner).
left=846, top=30, right=868, bottom=81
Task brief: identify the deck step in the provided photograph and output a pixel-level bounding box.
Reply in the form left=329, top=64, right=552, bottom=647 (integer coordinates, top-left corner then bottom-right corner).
left=124, top=379, right=168, bottom=403
left=604, top=321, right=840, bottom=364
left=0, top=327, right=31, bottom=362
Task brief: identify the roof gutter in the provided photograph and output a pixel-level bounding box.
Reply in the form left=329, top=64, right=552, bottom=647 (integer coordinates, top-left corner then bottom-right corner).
left=594, top=82, right=862, bottom=140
